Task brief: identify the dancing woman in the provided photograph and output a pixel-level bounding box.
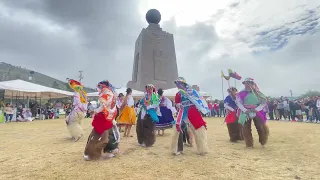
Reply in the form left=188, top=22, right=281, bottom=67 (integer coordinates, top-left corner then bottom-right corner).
left=117, top=88, right=137, bottom=137
left=66, top=79, right=87, bottom=142
left=84, top=80, right=120, bottom=160
left=116, top=93, right=124, bottom=132
left=136, top=84, right=160, bottom=147
left=155, top=88, right=175, bottom=136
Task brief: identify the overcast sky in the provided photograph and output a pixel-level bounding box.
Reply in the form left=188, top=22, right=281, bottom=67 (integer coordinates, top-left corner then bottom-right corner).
left=1, top=0, right=320, bottom=98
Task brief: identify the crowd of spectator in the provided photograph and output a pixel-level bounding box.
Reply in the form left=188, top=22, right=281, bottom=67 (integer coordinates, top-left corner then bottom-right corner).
left=268, top=96, right=320, bottom=123
left=3, top=100, right=74, bottom=122
left=207, top=101, right=225, bottom=117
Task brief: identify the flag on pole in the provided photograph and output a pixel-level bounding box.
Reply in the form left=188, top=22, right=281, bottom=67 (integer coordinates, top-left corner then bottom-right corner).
left=228, top=69, right=242, bottom=80
left=221, top=70, right=231, bottom=80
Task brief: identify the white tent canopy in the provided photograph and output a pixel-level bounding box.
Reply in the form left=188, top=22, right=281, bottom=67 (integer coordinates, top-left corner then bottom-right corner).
left=0, top=79, right=73, bottom=99
left=87, top=88, right=144, bottom=98
left=87, top=87, right=211, bottom=99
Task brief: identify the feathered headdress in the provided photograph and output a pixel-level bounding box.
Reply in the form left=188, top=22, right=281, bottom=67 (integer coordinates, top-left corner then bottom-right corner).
left=68, top=79, right=87, bottom=104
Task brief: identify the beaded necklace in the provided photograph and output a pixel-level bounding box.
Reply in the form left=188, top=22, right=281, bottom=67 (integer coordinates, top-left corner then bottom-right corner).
left=144, top=93, right=151, bottom=106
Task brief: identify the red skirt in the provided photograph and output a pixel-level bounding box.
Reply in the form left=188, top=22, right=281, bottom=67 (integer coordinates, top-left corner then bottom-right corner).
left=225, top=111, right=237, bottom=124
left=92, top=112, right=113, bottom=135
left=187, top=106, right=207, bottom=130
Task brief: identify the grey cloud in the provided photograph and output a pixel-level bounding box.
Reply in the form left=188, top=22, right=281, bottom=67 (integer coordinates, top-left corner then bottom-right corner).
left=0, top=0, right=145, bottom=88
left=162, top=19, right=219, bottom=78
left=2, top=0, right=144, bottom=50
left=1, top=0, right=320, bottom=99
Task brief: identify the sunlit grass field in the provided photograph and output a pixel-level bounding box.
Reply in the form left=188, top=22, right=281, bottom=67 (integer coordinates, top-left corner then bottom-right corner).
left=0, top=118, right=319, bottom=180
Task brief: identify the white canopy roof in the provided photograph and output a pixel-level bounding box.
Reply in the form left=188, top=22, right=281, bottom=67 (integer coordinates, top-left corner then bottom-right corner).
left=0, top=79, right=73, bottom=99
left=87, top=88, right=144, bottom=97
left=87, top=87, right=211, bottom=99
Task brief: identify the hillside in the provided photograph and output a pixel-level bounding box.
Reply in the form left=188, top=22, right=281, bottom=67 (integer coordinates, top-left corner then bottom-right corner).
left=0, top=62, right=95, bottom=92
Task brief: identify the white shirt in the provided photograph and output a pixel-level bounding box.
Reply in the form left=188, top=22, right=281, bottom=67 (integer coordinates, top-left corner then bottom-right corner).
left=127, top=95, right=134, bottom=107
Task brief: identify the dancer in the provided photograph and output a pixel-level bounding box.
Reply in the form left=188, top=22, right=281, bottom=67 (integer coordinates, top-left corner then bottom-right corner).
left=117, top=88, right=136, bottom=137
left=116, top=93, right=125, bottom=132
left=224, top=87, right=243, bottom=142
left=66, top=79, right=87, bottom=142
left=171, top=77, right=208, bottom=155
left=84, top=80, right=120, bottom=161
left=155, top=88, right=175, bottom=136
left=115, top=93, right=124, bottom=120
left=236, top=78, right=269, bottom=148
left=136, top=84, right=160, bottom=147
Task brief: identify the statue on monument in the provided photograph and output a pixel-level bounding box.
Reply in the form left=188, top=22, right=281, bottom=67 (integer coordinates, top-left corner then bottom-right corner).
left=127, top=9, right=179, bottom=91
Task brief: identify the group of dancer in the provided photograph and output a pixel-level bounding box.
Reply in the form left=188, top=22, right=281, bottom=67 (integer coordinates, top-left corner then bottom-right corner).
left=224, top=78, right=269, bottom=148
left=65, top=76, right=269, bottom=161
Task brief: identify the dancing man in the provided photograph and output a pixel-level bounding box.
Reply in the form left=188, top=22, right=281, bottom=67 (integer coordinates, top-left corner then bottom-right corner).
left=117, top=88, right=136, bottom=137
left=84, top=80, right=120, bottom=161
left=66, top=79, right=87, bottom=142
left=236, top=78, right=269, bottom=148
left=224, top=87, right=243, bottom=142
left=155, top=88, right=175, bottom=136
left=171, top=77, right=208, bottom=155
left=136, top=84, right=160, bottom=147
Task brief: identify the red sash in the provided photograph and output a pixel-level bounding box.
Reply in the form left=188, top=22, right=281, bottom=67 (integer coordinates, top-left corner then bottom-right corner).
left=225, top=111, right=237, bottom=124
left=92, top=112, right=113, bottom=135
left=187, top=106, right=206, bottom=130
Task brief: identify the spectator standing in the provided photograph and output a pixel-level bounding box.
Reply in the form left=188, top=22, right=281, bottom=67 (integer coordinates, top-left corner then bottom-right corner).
left=289, top=100, right=297, bottom=121
left=213, top=102, right=219, bottom=117
left=277, top=100, right=285, bottom=120
left=274, top=100, right=280, bottom=120
left=309, top=97, right=319, bottom=123
left=219, top=101, right=225, bottom=117
left=316, top=97, right=320, bottom=123
left=268, top=100, right=274, bottom=120
left=4, top=103, right=14, bottom=122
left=208, top=102, right=213, bottom=117
left=296, top=101, right=303, bottom=121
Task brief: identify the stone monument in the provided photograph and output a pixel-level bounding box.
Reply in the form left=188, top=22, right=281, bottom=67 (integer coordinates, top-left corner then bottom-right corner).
left=127, top=9, right=179, bottom=91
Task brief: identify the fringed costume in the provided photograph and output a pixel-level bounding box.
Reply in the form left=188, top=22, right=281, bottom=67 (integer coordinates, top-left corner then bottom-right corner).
left=155, top=89, right=175, bottom=135
left=236, top=78, right=269, bottom=148
left=224, top=87, right=243, bottom=142
left=171, top=77, right=208, bottom=155
left=84, top=80, right=120, bottom=161
left=117, top=88, right=136, bottom=137
left=66, top=79, right=87, bottom=142
left=136, top=84, right=160, bottom=147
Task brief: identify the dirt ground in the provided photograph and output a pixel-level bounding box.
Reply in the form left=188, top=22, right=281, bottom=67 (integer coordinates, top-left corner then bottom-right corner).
left=0, top=118, right=319, bottom=180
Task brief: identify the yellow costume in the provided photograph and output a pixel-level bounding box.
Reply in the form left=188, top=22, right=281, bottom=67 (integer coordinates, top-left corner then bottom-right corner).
left=117, top=95, right=136, bottom=125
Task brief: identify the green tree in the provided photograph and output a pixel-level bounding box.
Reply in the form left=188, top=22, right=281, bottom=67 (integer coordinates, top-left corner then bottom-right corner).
left=299, top=90, right=320, bottom=98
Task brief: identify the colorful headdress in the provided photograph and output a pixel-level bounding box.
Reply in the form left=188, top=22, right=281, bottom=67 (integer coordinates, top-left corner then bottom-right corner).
left=242, top=78, right=255, bottom=85
left=145, top=84, right=155, bottom=92
left=227, top=87, right=238, bottom=93
left=242, top=77, right=266, bottom=101
left=97, top=80, right=116, bottom=93
left=174, top=77, right=190, bottom=90
left=68, top=79, right=87, bottom=104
